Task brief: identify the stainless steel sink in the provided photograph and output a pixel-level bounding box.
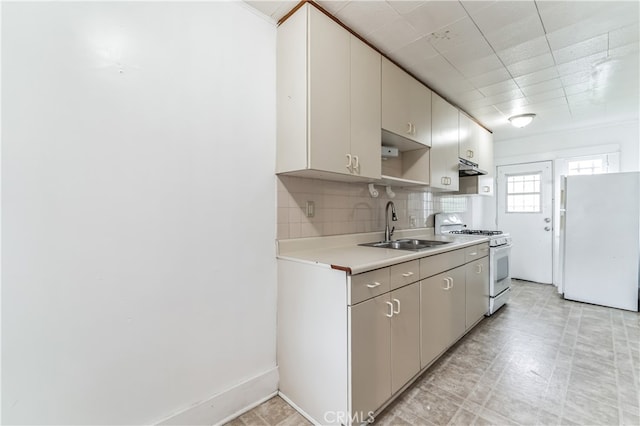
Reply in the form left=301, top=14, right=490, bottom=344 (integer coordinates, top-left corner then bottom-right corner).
left=359, top=238, right=450, bottom=251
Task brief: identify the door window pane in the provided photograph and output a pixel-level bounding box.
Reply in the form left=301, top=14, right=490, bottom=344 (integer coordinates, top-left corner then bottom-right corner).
left=506, top=173, right=541, bottom=213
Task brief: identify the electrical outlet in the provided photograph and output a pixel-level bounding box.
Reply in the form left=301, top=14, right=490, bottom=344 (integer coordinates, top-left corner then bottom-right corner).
left=409, top=216, right=416, bottom=227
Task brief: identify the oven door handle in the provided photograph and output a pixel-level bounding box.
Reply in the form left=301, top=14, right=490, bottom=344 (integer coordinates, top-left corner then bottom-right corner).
left=492, top=244, right=512, bottom=255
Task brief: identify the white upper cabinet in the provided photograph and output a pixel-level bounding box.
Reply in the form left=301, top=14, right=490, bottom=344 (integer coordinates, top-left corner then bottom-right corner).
left=458, top=118, right=494, bottom=195
left=350, top=36, right=382, bottom=180
left=430, top=94, right=459, bottom=190
left=277, top=4, right=381, bottom=181
left=381, top=58, right=431, bottom=148
left=458, top=113, right=478, bottom=163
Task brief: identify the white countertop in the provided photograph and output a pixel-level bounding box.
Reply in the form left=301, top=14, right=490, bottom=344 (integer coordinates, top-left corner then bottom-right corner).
left=277, top=228, right=488, bottom=274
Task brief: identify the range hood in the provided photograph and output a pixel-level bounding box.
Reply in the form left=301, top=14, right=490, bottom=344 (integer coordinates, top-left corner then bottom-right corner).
left=459, top=158, right=487, bottom=176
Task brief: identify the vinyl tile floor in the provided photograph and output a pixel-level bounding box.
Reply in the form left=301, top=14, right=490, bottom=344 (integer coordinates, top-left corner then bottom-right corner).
left=226, top=280, right=640, bottom=425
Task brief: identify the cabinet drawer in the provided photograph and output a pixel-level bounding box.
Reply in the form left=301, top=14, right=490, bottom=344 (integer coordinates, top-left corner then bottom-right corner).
left=420, top=249, right=466, bottom=279
left=465, top=243, right=489, bottom=262
left=350, top=267, right=390, bottom=305
left=390, top=260, right=419, bottom=290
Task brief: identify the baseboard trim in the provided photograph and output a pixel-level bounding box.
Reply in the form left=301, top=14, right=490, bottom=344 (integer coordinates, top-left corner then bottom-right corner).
left=157, top=367, right=279, bottom=426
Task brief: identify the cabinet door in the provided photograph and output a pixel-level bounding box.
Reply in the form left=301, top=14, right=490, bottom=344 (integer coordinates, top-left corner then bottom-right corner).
left=459, top=113, right=479, bottom=163
left=420, top=266, right=466, bottom=368
left=431, top=94, right=459, bottom=190
left=350, top=294, right=391, bottom=418
left=466, top=257, right=490, bottom=329
left=476, top=125, right=494, bottom=196
left=420, top=273, right=450, bottom=368
left=447, top=266, right=467, bottom=345
left=381, top=58, right=411, bottom=141
left=390, top=282, right=420, bottom=394
left=408, top=81, right=431, bottom=147
left=350, top=36, right=381, bottom=180
left=308, top=7, right=350, bottom=175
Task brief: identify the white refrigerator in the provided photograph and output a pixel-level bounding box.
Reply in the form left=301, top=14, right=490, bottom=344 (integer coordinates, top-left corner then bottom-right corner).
left=561, top=172, right=640, bottom=311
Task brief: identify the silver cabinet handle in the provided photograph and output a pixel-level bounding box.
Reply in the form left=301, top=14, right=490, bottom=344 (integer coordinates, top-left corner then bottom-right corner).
left=476, top=264, right=482, bottom=273
left=366, top=281, right=381, bottom=288
left=352, top=155, right=360, bottom=174
left=401, top=272, right=414, bottom=277
left=544, top=226, right=551, bottom=231
left=345, top=154, right=353, bottom=172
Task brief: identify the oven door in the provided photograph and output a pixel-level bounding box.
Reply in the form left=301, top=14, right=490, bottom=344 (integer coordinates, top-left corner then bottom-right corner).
left=491, top=243, right=512, bottom=296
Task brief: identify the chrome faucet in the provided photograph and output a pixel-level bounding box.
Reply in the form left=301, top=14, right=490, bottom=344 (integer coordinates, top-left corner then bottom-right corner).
left=384, top=201, right=398, bottom=242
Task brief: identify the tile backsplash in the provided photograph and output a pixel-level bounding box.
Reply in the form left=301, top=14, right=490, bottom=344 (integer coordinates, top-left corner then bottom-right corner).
left=277, top=175, right=471, bottom=239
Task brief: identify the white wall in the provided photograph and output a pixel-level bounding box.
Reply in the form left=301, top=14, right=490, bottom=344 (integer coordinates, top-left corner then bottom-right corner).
left=486, top=120, right=640, bottom=284
left=493, top=120, right=640, bottom=171
left=2, top=2, right=277, bottom=424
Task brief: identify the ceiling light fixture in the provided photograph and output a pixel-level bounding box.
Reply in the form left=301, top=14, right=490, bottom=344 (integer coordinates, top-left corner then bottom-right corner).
left=508, top=113, right=536, bottom=128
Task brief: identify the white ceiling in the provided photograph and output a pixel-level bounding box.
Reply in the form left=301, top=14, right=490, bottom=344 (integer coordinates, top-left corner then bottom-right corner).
left=246, top=1, right=639, bottom=141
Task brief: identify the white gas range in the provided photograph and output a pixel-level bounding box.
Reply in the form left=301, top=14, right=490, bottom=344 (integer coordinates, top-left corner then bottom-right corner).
left=435, top=214, right=512, bottom=315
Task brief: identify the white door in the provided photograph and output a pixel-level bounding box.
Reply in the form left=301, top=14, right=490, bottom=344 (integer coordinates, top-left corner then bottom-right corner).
left=497, top=161, right=553, bottom=284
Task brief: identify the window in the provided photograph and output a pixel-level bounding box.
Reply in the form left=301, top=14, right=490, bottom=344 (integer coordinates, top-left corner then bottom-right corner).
left=506, top=173, right=541, bottom=213
left=567, top=158, right=603, bottom=175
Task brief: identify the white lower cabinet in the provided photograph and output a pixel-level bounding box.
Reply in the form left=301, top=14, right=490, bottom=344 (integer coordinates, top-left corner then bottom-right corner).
left=390, top=283, right=421, bottom=394
left=350, top=280, right=420, bottom=417
left=277, top=243, right=489, bottom=425
left=350, top=293, right=391, bottom=419
left=420, top=266, right=466, bottom=368
left=466, top=256, right=490, bottom=329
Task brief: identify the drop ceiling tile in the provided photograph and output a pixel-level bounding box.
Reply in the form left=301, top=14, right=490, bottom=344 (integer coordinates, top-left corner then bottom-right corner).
left=388, top=35, right=440, bottom=66
left=555, top=52, right=607, bottom=77
left=478, top=79, right=519, bottom=97
left=367, top=17, right=422, bottom=54
left=404, top=1, right=468, bottom=35
left=468, top=0, right=538, bottom=32
left=525, top=97, right=570, bottom=111
left=610, top=42, right=640, bottom=58
left=559, top=71, right=592, bottom=87
left=426, top=17, right=485, bottom=54
left=526, top=88, right=566, bottom=104
left=546, top=5, right=639, bottom=52
left=439, top=36, right=494, bottom=63
left=480, top=88, right=526, bottom=106
left=567, top=91, right=601, bottom=106
left=481, top=14, right=546, bottom=52
left=460, top=0, right=496, bottom=16
left=520, top=78, right=563, bottom=96
left=564, top=81, right=593, bottom=96
left=317, top=1, right=350, bottom=15
left=469, top=67, right=512, bottom=88
left=386, top=1, right=425, bottom=15
left=610, top=23, right=640, bottom=48
left=449, top=89, right=486, bottom=104
left=411, top=55, right=474, bottom=93
left=514, top=66, right=561, bottom=87
left=506, top=53, right=555, bottom=78
left=552, top=34, right=608, bottom=65
left=493, top=98, right=530, bottom=115
left=335, top=1, right=399, bottom=37
left=536, top=1, right=611, bottom=33
left=455, top=54, right=505, bottom=79
left=496, top=36, right=551, bottom=66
